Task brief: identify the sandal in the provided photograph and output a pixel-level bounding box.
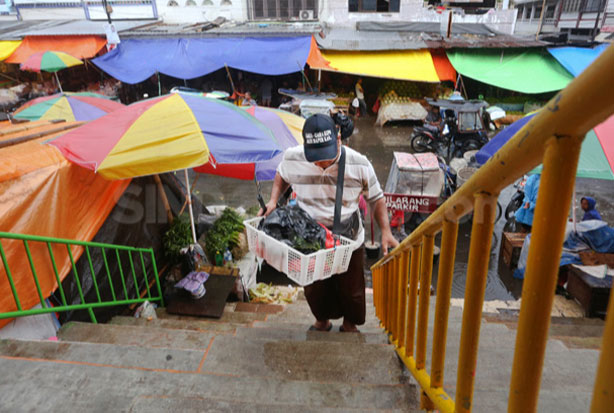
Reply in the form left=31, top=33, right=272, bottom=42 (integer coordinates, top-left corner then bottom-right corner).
left=308, top=322, right=333, bottom=332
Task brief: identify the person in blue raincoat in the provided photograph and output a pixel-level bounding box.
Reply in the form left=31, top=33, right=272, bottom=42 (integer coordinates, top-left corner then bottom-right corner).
left=515, top=174, right=540, bottom=232
left=581, top=196, right=603, bottom=221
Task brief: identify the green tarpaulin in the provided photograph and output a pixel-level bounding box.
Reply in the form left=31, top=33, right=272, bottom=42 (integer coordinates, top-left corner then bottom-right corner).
left=446, top=49, right=574, bottom=94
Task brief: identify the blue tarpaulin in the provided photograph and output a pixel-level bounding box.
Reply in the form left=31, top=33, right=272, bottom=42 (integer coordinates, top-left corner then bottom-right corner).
left=547, top=44, right=609, bottom=77
left=93, top=37, right=312, bottom=84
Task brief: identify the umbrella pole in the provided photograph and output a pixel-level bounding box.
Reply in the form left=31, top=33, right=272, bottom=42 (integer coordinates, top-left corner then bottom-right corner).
left=54, top=72, right=63, bottom=93
left=184, top=169, right=198, bottom=244
left=572, top=184, right=577, bottom=232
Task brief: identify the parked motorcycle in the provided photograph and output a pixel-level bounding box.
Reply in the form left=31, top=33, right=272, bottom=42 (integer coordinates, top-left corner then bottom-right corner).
left=411, top=99, right=490, bottom=161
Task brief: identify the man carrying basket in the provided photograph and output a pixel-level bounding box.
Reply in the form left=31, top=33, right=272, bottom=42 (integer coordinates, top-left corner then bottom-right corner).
left=259, top=114, right=398, bottom=333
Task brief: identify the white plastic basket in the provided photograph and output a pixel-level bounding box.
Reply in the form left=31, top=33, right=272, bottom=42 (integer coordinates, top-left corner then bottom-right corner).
left=244, top=217, right=360, bottom=286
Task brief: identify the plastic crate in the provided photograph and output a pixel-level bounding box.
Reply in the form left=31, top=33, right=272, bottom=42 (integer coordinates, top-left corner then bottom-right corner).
left=244, top=217, right=360, bottom=286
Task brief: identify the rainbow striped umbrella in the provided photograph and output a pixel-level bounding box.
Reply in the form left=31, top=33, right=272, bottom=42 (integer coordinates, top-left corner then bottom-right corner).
left=20, top=51, right=83, bottom=92
left=13, top=92, right=124, bottom=122
left=47, top=93, right=283, bottom=180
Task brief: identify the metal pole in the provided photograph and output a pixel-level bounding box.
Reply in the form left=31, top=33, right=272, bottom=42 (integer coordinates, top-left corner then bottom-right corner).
left=417, top=234, right=435, bottom=410
left=455, top=192, right=497, bottom=413
left=590, top=286, right=614, bottom=412
left=431, top=219, right=459, bottom=390
left=508, top=135, right=582, bottom=412
left=405, top=243, right=421, bottom=358
left=183, top=169, right=198, bottom=244
left=397, top=249, right=410, bottom=351
left=54, top=72, right=63, bottom=93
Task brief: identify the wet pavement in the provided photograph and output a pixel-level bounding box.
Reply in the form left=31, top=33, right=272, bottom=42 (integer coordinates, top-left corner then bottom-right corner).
left=190, top=115, right=614, bottom=301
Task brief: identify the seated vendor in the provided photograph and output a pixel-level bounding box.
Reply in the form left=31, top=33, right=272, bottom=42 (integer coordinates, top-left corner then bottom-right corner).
left=424, top=104, right=443, bottom=134
left=581, top=196, right=603, bottom=221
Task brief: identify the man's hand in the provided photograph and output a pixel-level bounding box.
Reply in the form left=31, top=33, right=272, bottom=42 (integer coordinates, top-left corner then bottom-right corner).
left=381, top=231, right=399, bottom=256
left=257, top=200, right=277, bottom=218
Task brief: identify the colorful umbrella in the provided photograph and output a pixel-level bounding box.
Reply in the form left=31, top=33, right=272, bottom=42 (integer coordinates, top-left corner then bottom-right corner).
left=48, top=93, right=283, bottom=242
left=20, top=51, right=83, bottom=93
left=13, top=92, right=124, bottom=122
left=194, top=106, right=304, bottom=181
left=48, top=93, right=282, bottom=180
left=476, top=112, right=614, bottom=180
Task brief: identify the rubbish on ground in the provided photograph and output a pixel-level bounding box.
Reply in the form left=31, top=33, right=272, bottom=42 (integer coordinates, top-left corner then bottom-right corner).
left=134, top=301, right=158, bottom=320
left=248, top=283, right=299, bottom=304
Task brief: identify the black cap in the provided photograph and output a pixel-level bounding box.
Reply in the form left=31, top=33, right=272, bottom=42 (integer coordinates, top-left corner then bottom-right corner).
left=302, top=114, right=338, bottom=162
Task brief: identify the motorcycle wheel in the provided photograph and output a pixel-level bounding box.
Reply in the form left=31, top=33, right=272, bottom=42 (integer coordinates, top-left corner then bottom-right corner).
left=411, top=134, right=431, bottom=153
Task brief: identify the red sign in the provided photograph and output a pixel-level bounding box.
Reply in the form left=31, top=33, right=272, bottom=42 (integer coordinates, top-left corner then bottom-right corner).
left=385, top=193, right=438, bottom=213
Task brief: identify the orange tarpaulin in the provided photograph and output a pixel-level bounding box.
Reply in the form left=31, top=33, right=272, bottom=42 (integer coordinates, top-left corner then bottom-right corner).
left=5, top=35, right=106, bottom=64
left=0, top=124, right=129, bottom=327
left=306, top=36, right=331, bottom=69
left=430, top=49, right=457, bottom=84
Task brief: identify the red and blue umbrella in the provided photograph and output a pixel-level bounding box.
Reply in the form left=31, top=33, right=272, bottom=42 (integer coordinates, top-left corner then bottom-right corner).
left=194, top=106, right=304, bottom=181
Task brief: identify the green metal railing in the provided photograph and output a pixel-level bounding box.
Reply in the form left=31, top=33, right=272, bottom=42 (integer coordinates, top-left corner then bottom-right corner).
left=0, top=232, right=164, bottom=323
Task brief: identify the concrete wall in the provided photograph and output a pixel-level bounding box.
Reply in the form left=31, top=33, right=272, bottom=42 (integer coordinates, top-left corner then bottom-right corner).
left=156, top=0, right=247, bottom=23
left=319, top=0, right=517, bottom=34
left=13, top=0, right=156, bottom=20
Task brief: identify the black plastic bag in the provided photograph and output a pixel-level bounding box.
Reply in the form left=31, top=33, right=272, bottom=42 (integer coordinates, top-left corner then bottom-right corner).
left=259, top=205, right=326, bottom=253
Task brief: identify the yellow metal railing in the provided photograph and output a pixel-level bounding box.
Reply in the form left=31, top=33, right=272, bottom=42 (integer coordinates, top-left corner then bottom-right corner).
left=371, top=44, right=614, bottom=413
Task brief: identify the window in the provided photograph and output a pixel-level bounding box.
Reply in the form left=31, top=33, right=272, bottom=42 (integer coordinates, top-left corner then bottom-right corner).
left=533, top=5, right=542, bottom=19
left=249, top=0, right=318, bottom=19
left=545, top=3, right=556, bottom=18
left=523, top=5, right=531, bottom=19
left=348, top=0, right=399, bottom=12
left=563, top=0, right=581, bottom=13
left=583, top=0, right=603, bottom=12
left=517, top=5, right=524, bottom=19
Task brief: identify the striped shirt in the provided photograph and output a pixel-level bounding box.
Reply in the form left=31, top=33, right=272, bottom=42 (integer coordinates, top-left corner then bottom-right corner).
left=277, top=145, right=384, bottom=230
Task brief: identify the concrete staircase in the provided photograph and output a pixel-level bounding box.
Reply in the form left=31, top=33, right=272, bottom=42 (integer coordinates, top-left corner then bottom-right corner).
left=0, top=294, right=419, bottom=412
left=0, top=293, right=603, bottom=412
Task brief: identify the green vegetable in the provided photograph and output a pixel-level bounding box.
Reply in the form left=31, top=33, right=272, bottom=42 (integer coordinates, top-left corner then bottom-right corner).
left=163, top=214, right=193, bottom=264
left=204, top=208, right=245, bottom=263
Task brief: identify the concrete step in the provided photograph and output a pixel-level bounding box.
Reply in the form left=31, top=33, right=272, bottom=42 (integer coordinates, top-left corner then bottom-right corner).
left=235, top=325, right=389, bottom=345
left=156, top=307, right=267, bottom=324
left=0, top=338, right=204, bottom=371
left=251, top=320, right=386, bottom=335
left=110, top=316, right=241, bottom=333
left=58, top=322, right=216, bottom=350
left=0, top=358, right=419, bottom=411
left=129, top=396, right=415, bottom=413
left=199, top=335, right=407, bottom=386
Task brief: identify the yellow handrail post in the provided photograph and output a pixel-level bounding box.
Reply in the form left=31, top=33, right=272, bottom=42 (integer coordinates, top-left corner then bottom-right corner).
left=431, top=219, right=459, bottom=391
left=406, top=244, right=421, bottom=358
left=508, top=135, right=582, bottom=412
left=416, top=235, right=435, bottom=410
left=391, top=256, right=400, bottom=342
left=455, top=193, right=497, bottom=413
left=371, top=268, right=382, bottom=320
left=398, top=249, right=410, bottom=353
left=387, top=260, right=394, bottom=332
left=591, top=287, right=614, bottom=412
left=383, top=262, right=390, bottom=329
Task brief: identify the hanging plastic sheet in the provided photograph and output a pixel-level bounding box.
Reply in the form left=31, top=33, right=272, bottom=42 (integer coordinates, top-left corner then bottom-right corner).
left=0, top=126, right=130, bottom=328
left=446, top=48, right=574, bottom=93
left=0, top=40, right=21, bottom=61
left=92, top=37, right=313, bottom=84
left=548, top=44, right=609, bottom=77
left=5, top=36, right=107, bottom=64
left=430, top=49, right=456, bottom=84
left=312, top=49, right=440, bottom=82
